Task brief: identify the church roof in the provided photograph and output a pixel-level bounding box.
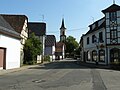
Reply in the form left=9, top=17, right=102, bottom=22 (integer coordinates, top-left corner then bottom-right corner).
left=60, top=18, right=66, bottom=29
left=102, top=4, right=120, bottom=13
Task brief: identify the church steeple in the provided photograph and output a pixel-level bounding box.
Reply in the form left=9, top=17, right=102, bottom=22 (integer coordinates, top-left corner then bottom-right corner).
left=60, top=18, right=66, bottom=43
left=60, top=18, right=66, bottom=29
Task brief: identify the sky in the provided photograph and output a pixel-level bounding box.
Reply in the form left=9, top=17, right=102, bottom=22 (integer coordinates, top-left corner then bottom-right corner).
left=0, top=0, right=120, bottom=42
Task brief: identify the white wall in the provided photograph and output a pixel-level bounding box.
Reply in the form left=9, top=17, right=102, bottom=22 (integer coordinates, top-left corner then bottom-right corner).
left=45, top=47, right=52, bottom=55
left=83, top=28, right=105, bottom=51
left=39, top=35, right=46, bottom=56
left=0, top=34, right=21, bottom=69
left=45, top=45, right=56, bottom=61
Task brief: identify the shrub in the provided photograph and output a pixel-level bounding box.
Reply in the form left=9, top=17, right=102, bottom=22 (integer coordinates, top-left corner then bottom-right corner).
left=44, top=55, right=50, bottom=62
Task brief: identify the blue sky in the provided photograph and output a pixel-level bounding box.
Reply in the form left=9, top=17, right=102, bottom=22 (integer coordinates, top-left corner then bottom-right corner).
left=0, top=0, right=120, bottom=42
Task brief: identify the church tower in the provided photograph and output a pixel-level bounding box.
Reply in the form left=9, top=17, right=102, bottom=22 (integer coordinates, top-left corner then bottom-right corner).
left=60, top=18, right=66, bottom=43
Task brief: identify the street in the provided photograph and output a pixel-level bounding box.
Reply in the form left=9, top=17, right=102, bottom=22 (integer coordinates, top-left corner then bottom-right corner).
left=0, top=59, right=120, bottom=90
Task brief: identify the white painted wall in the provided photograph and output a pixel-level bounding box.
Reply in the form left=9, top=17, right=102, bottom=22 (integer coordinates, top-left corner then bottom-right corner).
left=83, top=28, right=105, bottom=51
left=39, top=35, right=46, bottom=56
left=0, top=34, right=21, bottom=69
left=45, top=44, right=56, bottom=61
left=45, top=47, right=52, bottom=55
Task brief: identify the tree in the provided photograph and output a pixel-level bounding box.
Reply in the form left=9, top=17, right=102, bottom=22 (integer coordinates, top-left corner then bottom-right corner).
left=23, top=33, right=42, bottom=64
left=65, top=36, right=79, bottom=57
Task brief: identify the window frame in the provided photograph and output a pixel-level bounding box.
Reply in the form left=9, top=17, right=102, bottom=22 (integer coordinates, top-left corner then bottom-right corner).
left=92, top=50, right=97, bottom=61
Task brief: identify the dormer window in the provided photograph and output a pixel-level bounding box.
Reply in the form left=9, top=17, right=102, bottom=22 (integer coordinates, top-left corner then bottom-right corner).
left=109, top=12, right=117, bottom=21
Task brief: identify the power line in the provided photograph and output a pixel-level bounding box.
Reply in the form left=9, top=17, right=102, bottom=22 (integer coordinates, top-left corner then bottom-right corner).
left=47, top=27, right=88, bottom=34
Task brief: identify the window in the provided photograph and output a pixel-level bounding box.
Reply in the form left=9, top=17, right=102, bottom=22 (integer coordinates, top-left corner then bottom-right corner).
left=92, top=50, right=97, bottom=61
left=99, top=50, right=105, bottom=62
left=110, top=29, right=117, bottom=44
left=110, top=30, right=117, bottom=39
left=87, top=37, right=89, bottom=44
left=92, top=35, right=95, bottom=43
left=109, top=12, right=117, bottom=21
left=62, top=31, right=65, bottom=35
left=99, top=32, right=103, bottom=43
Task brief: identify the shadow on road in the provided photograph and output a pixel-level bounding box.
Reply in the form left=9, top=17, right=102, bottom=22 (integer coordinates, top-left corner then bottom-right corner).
left=29, top=60, right=83, bottom=69
left=28, top=59, right=115, bottom=70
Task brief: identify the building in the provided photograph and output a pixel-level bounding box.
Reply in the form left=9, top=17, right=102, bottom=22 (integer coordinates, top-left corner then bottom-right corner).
left=80, top=3, right=120, bottom=65
left=1, top=14, right=28, bottom=66
left=28, top=22, right=46, bottom=63
left=55, top=42, right=65, bottom=60
left=45, top=35, right=56, bottom=61
left=60, top=18, right=66, bottom=43
left=0, top=15, right=21, bottom=70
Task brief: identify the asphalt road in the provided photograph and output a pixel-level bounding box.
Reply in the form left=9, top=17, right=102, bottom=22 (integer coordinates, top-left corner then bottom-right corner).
left=0, top=59, right=120, bottom=90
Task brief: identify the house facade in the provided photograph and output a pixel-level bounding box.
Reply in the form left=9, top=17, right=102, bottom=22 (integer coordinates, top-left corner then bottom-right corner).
left=80, top=4, right=120, bottom=65
left=45, top=35, right=56, bottom=61
left=28, top=22, right=46, bottom=63
left=0, top=15, right=21, bottom=70
left=55, top=42, right=65, bottom=60
left=1, top=14, right=28, bottom=66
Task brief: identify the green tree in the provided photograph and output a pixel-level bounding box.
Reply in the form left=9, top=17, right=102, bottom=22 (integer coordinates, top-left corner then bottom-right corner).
left=23, top=33, right=42, bottom=65
left=65, top=36, right=79, bottom=57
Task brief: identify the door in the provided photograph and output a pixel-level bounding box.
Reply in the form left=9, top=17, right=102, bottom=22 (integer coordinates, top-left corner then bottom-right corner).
left=0, top=48, right=6, bottom=69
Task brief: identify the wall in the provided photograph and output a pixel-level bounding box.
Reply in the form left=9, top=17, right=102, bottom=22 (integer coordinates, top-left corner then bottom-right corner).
left=45, top=45, right=56, bottom=60
left=45, top=47, right=52, bottom=55
left=0, top=34, right=21, bottom=69
left=83, top=28, right=105, bottom=51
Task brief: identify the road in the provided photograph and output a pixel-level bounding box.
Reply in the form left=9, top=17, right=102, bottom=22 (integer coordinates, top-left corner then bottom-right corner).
left=0, top=59, right=120, bottom=90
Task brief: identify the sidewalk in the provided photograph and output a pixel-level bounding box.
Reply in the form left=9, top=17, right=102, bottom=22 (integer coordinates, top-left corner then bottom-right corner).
left=0, top=62, right=50, bottom=76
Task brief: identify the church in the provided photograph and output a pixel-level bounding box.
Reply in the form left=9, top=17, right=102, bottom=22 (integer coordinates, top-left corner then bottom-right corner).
left=55, top=18, right=66, bottom=60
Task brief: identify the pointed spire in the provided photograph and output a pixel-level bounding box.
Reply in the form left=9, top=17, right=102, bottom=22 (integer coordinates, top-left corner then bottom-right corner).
left=60, top=18, right=66, bottom=29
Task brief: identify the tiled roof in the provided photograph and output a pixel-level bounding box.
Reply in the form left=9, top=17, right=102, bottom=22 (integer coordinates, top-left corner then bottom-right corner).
left=84, top=17, right=105, bottom=36
left=45, top=35, right=56, bottom=46
left=102, top=4, right=120, bottom=13
left=0, top=15, right=20, bottom=39
left=28, top=22, right=46, bottom=36
left=1, top=14, right=28, bottom=33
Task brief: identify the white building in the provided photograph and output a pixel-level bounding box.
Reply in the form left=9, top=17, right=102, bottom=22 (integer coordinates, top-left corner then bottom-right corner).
left=1, top=14, right=28, bottom=66
left=0, top=15, right=21, bottom=70
left=45, top=35, right=56, bottom=61
left=80, top=4, right=120, bottom=65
